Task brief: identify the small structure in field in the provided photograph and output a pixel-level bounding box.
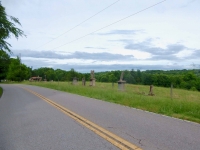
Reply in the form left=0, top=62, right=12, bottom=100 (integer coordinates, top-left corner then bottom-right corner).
left=90, top=70, right=95, bottom=86
left=148, top=85, right=154, bottom=96
left=29, top=76, right=42, bottom=82
left=118, top=72, right=126, bottom=91
left=82, top=77, right=86, bottom=86
left=72, top=77, right=78, bottom=85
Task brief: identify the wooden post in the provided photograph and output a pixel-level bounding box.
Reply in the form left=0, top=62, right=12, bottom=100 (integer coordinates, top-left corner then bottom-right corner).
left=148, top=85, right=154, bottom=96
left=170, top=83, right=173, bottom=100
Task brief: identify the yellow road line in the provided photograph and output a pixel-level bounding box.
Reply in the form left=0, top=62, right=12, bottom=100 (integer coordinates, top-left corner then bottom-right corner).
left=22, top=87, right=142, bottom=150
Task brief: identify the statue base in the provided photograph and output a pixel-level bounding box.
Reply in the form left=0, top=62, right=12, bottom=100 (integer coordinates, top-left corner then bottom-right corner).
left=72, top=77, right=78, bottom=85
left=118, top=81, right=126, bottom=91
left=90, top=78, right=95, bottom=86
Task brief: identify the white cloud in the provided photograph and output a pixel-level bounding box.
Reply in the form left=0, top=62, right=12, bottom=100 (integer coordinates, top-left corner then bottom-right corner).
left=175, top=49, right=195, bottom=58
left=2, top=0, right=200, bottom=72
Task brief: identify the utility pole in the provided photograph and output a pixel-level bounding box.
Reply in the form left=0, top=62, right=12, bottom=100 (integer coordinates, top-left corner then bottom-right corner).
left=30, top=66, right=32, bottom=79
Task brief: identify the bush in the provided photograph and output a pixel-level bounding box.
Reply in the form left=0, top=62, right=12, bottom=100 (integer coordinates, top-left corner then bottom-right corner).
left=190, top=87, right=197, bottom=91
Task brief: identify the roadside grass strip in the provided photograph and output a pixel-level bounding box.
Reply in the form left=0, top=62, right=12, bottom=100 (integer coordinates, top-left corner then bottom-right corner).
left=23, top=82, right=200, bottom=123
left=22, top=87, right=142, bottom=150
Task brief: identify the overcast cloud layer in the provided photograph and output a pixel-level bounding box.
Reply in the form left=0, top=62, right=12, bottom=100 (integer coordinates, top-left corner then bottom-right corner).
left=2, top=0, right=200, bottom=72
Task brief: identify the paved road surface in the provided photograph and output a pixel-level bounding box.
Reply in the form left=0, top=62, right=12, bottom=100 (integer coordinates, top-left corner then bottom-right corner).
left=0, top=84, right=200, bottom=150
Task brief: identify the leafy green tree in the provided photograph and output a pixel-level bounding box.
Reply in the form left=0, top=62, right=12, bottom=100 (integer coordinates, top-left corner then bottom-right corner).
left=20, top=63, right=30, bottom=80
left=6, top=58, right=21, bottom=81
left=113, top=70, right=121, bottom=80
left=141, top=73, right=152, bottom=85
left=151, top=74, right=158, bottom=86
left=170, top=75, right=182, bottom=88
left=0, top=49, right=10, bottom=80
left=183, top=72, right=197, bottom=82
left=196, top=78, right=200, bottom=91
left=130, top=69, right=137, bottom=84
left=136, top=69, right=142, bottom=83
left=157, top=74, right=170, bottom=87
left=100, top=75, right=108, bottom=82
left=6, top=57, right=30, bottom=81
left=84, top=73, right=90, bottom=81
left=65, top=68, right=81, bottom=81
left=124, top=71, right=134, bottom=84
left=46, top=69, right=55, bottom=81
left=55, top=69, right=67, bottom=81
left=0, top=2, right=25, bottom=53
left=108, top=73, right=117, bottom=83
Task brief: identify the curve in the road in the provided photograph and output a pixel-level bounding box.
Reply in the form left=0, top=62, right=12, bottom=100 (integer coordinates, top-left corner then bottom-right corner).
left=21, top=86, right=142, bottom=150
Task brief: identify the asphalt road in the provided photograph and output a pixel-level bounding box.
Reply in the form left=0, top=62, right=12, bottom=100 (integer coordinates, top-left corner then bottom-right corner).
left=0, top=84, right=200, bottom=150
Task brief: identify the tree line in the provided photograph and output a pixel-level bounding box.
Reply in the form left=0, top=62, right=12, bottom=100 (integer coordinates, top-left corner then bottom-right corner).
left=1, top=54, right=200, bottom=92
left=94, top=69, right=200, bottom=91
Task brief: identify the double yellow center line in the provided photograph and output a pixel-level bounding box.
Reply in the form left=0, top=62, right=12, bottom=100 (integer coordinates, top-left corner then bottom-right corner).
left=23, top=87, right=142, bottom=150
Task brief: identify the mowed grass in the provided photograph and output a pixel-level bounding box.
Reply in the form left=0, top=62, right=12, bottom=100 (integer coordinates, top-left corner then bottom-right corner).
left=23, top=81, right=200, bottom=123
left=0, top=86, right=2, bottom=97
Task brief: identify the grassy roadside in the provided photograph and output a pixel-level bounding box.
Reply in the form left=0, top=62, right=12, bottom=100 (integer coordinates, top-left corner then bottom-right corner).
left=23, top=81, right=200, bottom=123
left=0, top=86, right=3, bottom=98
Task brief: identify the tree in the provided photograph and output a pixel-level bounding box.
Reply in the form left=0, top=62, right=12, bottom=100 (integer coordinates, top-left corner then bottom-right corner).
left=46, top=69, right=55, bottom=81
left=6, top=58, right=21, bottom=81
left=124, top=71, right=135, bottom=84
left=0, top=2, right=25, bottom=53
left=6, top=57, right=30, bottom=81
left=109, top=73, right=117, bottom=83
left=0, top=49, right=10, bottom=80
left=183, top=72, right=197, bottom=82
left=100, top=75, right=108, bottom=82
left=55, top=69, right=67, bottom=81
left=136, top=69, right=142, bottom=83
left=141, top=73, right=152, bottom=85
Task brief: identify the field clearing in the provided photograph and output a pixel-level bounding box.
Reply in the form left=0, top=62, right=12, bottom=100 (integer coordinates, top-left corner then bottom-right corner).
left=23, top=81, right=200, bottom=123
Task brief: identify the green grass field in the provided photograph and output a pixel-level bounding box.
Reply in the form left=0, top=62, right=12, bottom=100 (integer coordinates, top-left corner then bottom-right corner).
left=23, top=81, right=200, bottom=123
left=0, top=86, right=3, bottom=98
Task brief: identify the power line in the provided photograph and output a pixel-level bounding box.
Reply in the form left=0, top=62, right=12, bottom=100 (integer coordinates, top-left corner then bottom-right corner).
left=35, top=0, right=120, bottom=50
left=51, top=0, right=167, bottom=50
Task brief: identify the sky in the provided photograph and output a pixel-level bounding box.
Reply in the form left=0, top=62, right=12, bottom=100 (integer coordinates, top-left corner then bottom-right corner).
left=1, top=0, right=200, bottom=73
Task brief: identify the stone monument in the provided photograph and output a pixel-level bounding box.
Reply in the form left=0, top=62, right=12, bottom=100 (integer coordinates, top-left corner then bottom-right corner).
left=90, top=70, right=95, bottom=86
left=118, top=71, right=126, bottom=91
left=82, top=77, right=86, bottom=86
left=72, top=77, right=78, bottom=85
